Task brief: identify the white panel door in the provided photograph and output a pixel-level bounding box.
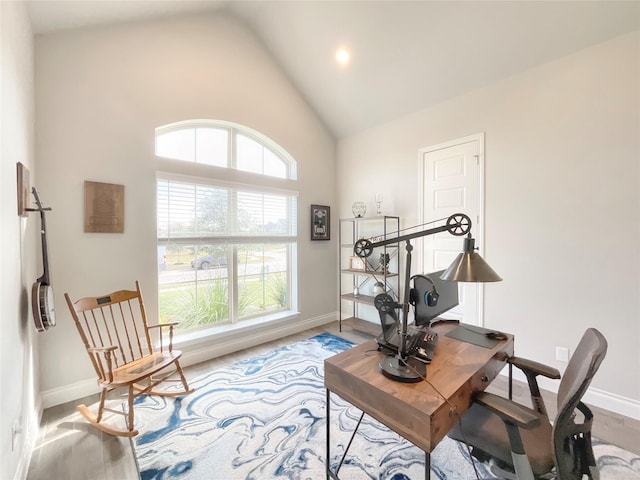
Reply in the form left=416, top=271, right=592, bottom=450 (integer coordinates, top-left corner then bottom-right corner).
left=420, top=134, right=484, bottom=325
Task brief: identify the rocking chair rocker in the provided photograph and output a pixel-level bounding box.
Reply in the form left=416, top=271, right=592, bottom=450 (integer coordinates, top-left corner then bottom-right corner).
left=64, top=281, right=193, bottom=437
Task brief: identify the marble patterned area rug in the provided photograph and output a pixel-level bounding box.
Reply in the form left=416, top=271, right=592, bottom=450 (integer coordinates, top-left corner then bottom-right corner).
left=132, top=333, right=640, bottom=480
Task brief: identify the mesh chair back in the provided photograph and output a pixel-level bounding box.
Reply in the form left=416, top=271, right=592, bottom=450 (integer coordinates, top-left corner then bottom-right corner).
left=553, top=328, right=607, bottom=479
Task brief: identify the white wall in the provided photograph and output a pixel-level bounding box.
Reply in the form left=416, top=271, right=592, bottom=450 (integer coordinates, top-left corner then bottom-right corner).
left=338, top=31, right=640, bottom=416
left=34, top=12, right=336, bottom=403
left=0, top=2, right=40, bottom=479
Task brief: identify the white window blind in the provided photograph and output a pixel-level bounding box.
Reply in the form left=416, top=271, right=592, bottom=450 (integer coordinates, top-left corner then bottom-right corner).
left=156, top=174, right=297, bottom=330
left=157, top=177, right=297, bottom=243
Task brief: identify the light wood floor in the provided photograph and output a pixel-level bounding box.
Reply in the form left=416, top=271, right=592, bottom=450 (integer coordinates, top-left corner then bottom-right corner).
left=26, top=320, right=639, bottom=480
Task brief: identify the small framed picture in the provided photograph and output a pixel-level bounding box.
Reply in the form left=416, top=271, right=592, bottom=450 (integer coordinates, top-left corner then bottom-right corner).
left=350, top=256, right=366, bottom=271
left=311, top=204, right=330, bottom=240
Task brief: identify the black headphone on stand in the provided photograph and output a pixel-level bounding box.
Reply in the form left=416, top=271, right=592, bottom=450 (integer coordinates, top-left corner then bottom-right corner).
left=409, top=274, right=439, bottom=307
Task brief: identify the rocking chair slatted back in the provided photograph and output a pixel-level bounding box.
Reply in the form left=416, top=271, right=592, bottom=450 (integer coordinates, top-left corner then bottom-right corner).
left=73, top=284, right=153, bottom=376
left=65, top=280, right=193, bottom=437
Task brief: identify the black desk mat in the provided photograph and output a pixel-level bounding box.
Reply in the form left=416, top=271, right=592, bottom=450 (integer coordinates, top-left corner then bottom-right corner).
left=445, top=324, right=501, bottom=349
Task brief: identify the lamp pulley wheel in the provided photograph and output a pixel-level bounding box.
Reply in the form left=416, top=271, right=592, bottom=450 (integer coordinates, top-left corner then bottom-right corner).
left=354, top=239, right=373, bottom=258
left=446, top=213, right=472, bottom=236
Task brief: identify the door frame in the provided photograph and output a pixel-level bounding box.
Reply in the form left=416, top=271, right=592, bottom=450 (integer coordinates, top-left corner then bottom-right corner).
left=418, top=132, right=486, bottom=325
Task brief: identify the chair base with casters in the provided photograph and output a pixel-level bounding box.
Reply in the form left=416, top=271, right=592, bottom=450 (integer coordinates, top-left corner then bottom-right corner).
left=65, top=281, right=194, bottom=437
left=448, top=328, right=607, bottom=480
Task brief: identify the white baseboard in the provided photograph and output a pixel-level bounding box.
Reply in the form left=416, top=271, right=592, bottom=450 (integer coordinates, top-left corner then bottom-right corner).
left=40, top=312, right=337, bottom=409
left=503, top=369, right=640, bottom=421
left=41, top=376, right=101, bottom=410
left=15, top=399, right=42, bottom=480
left=583, top=386, right=640, bottom=421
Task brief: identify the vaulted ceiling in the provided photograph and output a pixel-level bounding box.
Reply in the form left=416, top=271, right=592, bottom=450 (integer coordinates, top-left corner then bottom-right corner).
left=26, top=0, right=640, bottom=138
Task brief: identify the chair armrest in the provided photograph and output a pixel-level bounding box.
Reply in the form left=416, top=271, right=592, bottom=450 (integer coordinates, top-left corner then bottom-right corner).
left=87, top=346, right=118, bottom=382
left=509, top=356, right=560, bottom=380
left=147, top=322, right=179, bottom=329
left=87, top=345, right=118, bottom=353
left=508, top=356, right=560, bottom=416
left=147, top=323, right=177, bottom=352
left=474, top=392, right=541, bottom=429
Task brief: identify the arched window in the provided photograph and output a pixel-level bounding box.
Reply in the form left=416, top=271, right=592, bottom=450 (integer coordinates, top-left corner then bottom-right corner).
left=155, top=120, right=297, bottom=179
left=156, top=120, right=298, bottom=333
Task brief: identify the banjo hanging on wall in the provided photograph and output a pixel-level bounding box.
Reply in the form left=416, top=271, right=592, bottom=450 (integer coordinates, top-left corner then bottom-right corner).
left=29, top=188, right=56, bottom=332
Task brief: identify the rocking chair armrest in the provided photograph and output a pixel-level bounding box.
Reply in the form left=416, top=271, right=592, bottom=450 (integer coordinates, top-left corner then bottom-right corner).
left=147, top=322, right=179, bottom=329
left=86, top=345, right=118, bottom=382
left=474, top=391, right=541, bottom=429
left=87, top=345, right=118, bottom=354
left=147, top=323, right=178, bottom=352
left=509, top=356, right=561, bottom=380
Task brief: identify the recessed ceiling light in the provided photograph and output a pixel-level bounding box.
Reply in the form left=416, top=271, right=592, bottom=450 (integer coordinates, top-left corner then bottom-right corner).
left=336, top=48, right=350, bottom=65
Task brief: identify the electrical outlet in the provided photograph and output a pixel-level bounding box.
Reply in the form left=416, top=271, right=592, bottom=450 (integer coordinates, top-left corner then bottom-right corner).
left=555, top=346, right=570, bottom=362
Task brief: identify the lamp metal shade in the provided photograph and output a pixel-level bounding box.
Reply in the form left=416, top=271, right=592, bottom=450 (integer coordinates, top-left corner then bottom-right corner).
left=440, top=236, right=502, bottom=282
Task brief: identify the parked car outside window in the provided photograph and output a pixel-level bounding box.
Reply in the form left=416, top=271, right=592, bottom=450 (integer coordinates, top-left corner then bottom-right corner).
left=191, top=255, right=228, bottom=270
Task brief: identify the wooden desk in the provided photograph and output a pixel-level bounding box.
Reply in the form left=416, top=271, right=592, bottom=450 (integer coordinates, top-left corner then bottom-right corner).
left=324, top=322, right=514, bottom=479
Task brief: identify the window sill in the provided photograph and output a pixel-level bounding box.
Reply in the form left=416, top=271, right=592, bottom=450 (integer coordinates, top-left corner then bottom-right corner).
left=171, top=310, right=301, bottom=349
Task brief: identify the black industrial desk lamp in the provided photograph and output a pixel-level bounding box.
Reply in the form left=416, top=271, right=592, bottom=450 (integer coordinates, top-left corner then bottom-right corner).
left=353, top=213, right=502, bottom=382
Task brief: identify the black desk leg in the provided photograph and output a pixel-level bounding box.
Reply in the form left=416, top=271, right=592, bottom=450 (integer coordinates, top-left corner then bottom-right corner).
left=425, top=451, right=431, bottom=480
left=326, top=389, right=365, bottom=480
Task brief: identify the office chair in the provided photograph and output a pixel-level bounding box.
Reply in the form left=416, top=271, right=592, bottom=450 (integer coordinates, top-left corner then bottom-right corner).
left=448, top=328, right=607, bottom=480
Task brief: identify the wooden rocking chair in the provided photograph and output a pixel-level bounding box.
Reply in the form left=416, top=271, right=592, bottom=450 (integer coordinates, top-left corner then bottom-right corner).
left=64, top=281, right=194, bottom=437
